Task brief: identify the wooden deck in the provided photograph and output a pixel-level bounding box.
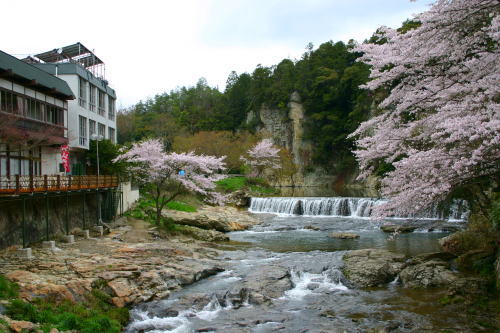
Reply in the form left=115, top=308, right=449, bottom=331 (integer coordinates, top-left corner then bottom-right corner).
left=0, top=175, right=118, bottom=195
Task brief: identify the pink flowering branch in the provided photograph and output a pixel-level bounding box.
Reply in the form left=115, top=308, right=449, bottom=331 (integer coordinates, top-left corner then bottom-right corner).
left=114, top=139, right=227, bottom=224
left=350, top=0, right=500, bottom=218
left=240, top=139, right=281, bottom=178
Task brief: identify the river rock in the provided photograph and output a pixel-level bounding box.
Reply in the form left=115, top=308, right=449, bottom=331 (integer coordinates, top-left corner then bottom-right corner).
left=221, top=265, right=291, bottom=305
left=163, top=205, right=260, bottom=232
left=0, top=236, right=224, bottom=307
left=9, top=320, right=38, bottom=333
left=447, top=277, right=490, bottom=298
left=380, top=224, right=417, bottom=233
left=181, top=225, right=229, bottom=242
left=342, top=249, right=406, bottom=288
left=304, top=225, right=320, bottom=231
left=227, top=190, right=251, bottom=207
left=399, top=260, right=457, bottom=288
left=330, top=232, right=360, bottom=239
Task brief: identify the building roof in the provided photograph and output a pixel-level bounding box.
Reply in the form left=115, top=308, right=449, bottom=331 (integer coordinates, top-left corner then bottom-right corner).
left=34, top=42, right=103, bottom=68
left=34, top=63, right=116, bottom=99
left=0, top=50, right=74, bottom=100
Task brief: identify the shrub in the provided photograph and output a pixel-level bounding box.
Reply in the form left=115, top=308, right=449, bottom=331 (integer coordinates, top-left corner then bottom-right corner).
left=0, top=274, right=19, bottom=299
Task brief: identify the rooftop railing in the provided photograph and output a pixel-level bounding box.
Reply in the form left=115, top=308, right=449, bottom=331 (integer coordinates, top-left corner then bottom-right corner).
left=0, top=175, right=118, bottom=195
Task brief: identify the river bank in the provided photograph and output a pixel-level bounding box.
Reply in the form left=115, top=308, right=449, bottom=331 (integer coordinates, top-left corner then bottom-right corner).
left=0, top=208, right=260, bottom=333
left=1, top=203, right=498, bottom=332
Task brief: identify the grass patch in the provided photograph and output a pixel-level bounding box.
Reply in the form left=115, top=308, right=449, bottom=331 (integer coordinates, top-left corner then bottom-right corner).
left=124, top=196, right=197, bottom=222
left=5, top=289, right=128, bottom=333
left=0, top=274, right=19, bottom=299
left=216, top=176, right=247, bottom=192
left=0, top=274, right=128, bottom=333
left=166, top=200, right=197, bottom=212
left=216, top=176, right=277, bottom=195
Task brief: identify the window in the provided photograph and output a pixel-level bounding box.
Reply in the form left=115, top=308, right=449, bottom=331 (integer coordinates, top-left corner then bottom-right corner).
left=89, top=119, right=96, bottom=138
left=108, top=96, right=115, bottom=121
left=46, top=105, right=63, bottom=125
left=26, top=98, right=44, bottom=121
left=79, top=78, right=87, bottom=107
left=0, top=144, right=41, bottom=177
left=98, top=123, right=105, bottom=138
left=79, top=116, right=87, bottom=146
left=89, top=85, right=96, bottom=112
left=98, top=91, right=105, bottom=116
left=1, top=90, right=22, bottom=114
left=108, top=127, right=115, bottom=143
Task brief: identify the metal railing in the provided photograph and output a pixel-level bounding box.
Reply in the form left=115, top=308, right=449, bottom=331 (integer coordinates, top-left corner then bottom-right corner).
left=0, top=175, right=118, bottom=195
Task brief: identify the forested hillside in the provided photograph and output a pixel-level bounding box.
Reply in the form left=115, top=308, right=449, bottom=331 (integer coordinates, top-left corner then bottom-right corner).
left=117, top=40, right=372, bottom=173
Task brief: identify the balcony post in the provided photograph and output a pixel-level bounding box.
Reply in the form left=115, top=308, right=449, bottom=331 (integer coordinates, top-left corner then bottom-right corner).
left=22, top=197, right=26, bottom=248
left=82, top=192, right=86, bottom=230
left=29, top=174, right=33, bottom=191
left=57, top=175, right=61, bottom=190
left=65, top=192, right=69, bottom=235
left=15, top=175, right=20, bottom=194
left=45, top=194, right=49, bottom=241
left=44, top=175, right=48, bottom=191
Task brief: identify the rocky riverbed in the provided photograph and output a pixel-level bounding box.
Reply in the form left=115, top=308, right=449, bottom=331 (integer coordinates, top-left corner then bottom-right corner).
left=1, top=205, right=498, bottom=332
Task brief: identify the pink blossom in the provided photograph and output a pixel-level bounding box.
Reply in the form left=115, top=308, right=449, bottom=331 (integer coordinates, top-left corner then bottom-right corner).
left=241, top=139, right=281, bottom=178
left=350, top=0, right=499, bottom=217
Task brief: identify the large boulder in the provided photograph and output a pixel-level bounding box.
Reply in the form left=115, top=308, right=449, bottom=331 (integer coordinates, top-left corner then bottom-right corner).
left=163, top=205, right=260, bottom=232
left=380, top=224, right=417, bottom=233
left=227, top=190, right=251, bottom=207
left=181, top=225, right=229, bottom=242
left=399, top=260, right=458, bottom=288
left=342, top=249, right=406, bottom=288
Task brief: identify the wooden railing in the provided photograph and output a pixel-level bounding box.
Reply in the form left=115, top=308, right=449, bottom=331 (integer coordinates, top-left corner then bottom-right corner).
left=0, top=175, right=118, bottom=194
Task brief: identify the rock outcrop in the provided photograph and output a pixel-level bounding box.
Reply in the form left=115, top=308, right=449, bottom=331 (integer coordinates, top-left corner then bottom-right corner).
left=342, top=249, right=406, bottom=288
left=0, top=232, right=224, bottom=308
left=163, top=205, right=260, bottom=232
left=330, top=232, right=360, bottom=239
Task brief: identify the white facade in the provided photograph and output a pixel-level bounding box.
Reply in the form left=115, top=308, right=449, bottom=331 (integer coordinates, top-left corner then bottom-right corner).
left=58, top=73, right=117, bottom=149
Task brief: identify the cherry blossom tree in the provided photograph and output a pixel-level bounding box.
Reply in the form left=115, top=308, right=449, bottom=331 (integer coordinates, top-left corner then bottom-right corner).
left=114, top=139, right=226, bottom=224
left=350, top=0, right=499, bottom=218
left=240, top=138, right=281, bottom=178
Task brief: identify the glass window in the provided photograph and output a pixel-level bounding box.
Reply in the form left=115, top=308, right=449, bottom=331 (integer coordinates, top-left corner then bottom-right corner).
left=108, top=96, right=115, bottom=121
left=79, top=78, right=87, bottom=107
left=98, top=123, right=105, bottom=138
left=89, top=85, right=96, bottom=112
left=98, top=91, right=105, bottom=116
left=108, top=127, right=115, bottom=143
left=89, top=119, right=96, bottom=137
left=79, top=116, right=87, bottom=146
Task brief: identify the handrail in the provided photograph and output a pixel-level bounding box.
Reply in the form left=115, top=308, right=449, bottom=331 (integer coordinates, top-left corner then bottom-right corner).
left=0, top=175, right=118, bottom=194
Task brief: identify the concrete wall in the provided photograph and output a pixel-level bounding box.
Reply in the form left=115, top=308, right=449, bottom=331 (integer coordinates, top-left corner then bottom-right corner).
left=41, top=146, right=63, bottom=175
left=121, top=181, right=139, bottom=212
left=0, top=192, right=99, bottom=249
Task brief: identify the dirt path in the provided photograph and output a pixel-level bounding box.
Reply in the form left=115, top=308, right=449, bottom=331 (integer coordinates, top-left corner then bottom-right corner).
left=120, top=218, right=153, bottom=243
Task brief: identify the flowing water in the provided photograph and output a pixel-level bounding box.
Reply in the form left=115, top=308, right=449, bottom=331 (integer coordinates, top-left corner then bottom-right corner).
left=127, top=196, right=473, bottom=333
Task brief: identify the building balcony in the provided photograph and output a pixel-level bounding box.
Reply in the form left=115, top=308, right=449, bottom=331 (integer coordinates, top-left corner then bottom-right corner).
left=0, top=174, right=118, bottom=195
left=0, top=112, right=67, bottom=145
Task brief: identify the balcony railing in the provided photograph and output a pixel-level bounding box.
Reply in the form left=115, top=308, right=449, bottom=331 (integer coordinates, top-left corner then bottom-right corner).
left=0, top=175, right=118, bottom=195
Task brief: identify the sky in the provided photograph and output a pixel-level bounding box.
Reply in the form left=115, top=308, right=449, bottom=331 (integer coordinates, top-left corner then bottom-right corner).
left=1, top=0, right=430, bottom=109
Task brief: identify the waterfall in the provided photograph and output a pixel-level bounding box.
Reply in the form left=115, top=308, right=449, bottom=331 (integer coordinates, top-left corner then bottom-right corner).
left=249, top=197, right=468, bottom=221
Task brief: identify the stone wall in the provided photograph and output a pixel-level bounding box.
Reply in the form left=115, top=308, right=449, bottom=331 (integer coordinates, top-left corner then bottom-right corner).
left=0, top=191, right=102, bottom=249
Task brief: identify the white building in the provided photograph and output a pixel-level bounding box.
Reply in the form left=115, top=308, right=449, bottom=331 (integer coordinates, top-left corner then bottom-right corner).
left=31, top=43, right=117, bottom=175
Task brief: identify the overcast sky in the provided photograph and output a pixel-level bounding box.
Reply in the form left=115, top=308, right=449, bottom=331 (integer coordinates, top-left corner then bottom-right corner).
left=1, top=0, right=429, bottom=109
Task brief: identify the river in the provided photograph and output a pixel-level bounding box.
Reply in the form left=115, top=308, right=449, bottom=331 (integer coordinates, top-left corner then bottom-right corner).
left=126, top=196, right=473, bottom=332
